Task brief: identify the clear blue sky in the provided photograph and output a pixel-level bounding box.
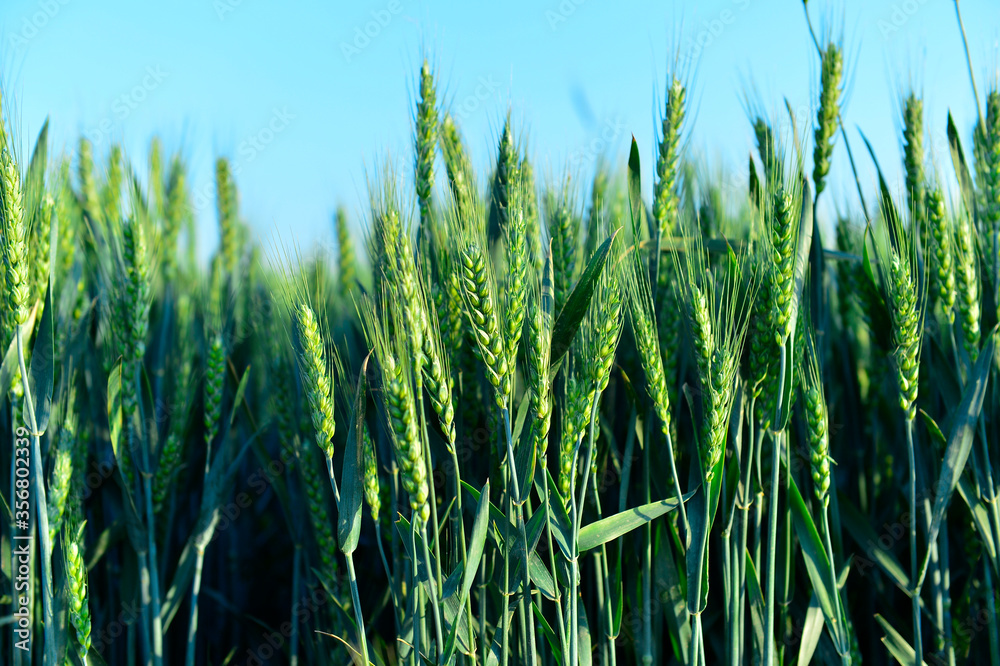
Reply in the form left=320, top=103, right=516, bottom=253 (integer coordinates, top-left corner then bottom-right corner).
left=0, top=0, right=997, bottom=259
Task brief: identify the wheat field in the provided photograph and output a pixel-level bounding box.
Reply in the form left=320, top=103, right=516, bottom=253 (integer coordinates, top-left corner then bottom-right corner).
left=2, top=4, right=1000, bottom=666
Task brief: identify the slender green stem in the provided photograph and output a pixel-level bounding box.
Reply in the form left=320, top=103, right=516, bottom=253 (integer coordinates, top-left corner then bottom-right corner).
left=540, top=454, right=568, bottom=660
left=821, top=508, right=849, bottom=663
left=450, top=447, right=476, bottom=656
left=689, top=488, right=710, bottom=666
left=411, top=517, right=421, bottom=666
left=503, top=406, right=537, bottom=665
left=346, top=552, right=370, bottom=664
left=986, top=562, right=1000, bottom=666
left=735, top=412, right=763, bottom=666
left=502, top=446, right=511, bottom=666
left=480, top=554, right=489, bottom=666
left=17, top=325, right=56, bottom=666
left=641, top=417, right=653, bottom=666
left=941, top=520, right=956, bottom=666
left=290, top=544, right=301, bottom=666
left=416, top=382, right=444, bottom=592
left=591, top=476, right=616, bottom=666
left=906, top=417, right=922, bottom=665
left=571, top=391, right=602, bottom=666
left=778, top=427, right=793, bottom=664
left=137, top=365, right=164, bottom=666
left=763, top=347, right=786, bottom=666
left=185, top=547, right=206, bottom=666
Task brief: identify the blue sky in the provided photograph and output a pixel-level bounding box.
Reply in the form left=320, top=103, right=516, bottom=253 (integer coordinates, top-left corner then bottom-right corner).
left=0, top=0, right=997, bottom=259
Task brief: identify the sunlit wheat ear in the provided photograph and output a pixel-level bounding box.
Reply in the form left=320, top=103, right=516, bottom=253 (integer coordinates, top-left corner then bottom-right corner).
left=216, top=157, right=240, bottom=276
left=361, top=297, right=430, bottom=526
left=874, top=206, right=926, bottom=421
left=767, top=180, right=803, bottom=345
left=459, top=240, right=509, bottom=408
left=544, top=175, right=581, bottom=315
left=926, top=187, right=956, bottom=323
left=654, top=77, right=685, bottom=233
left=503, top=160, right=528, bottom=393
left=162, top=153, right=189, bottom=282
left=520, top=152, right=543, bottom=274
left=203, top=331, right=226, bottom=448
left=64, top=518, right=92, bottom=662
left=802, top=331, right=831, bottom=507
left=491, top=111, right=518, bottom=234
left=559, top=237, right=623, bottom=497
left=334, top=205, right=357, bottom=297
left=674, top=220, right=753, bottom=483
left=47, top=387, right=77, bottom=543
left=527, top=278, right=552, bottom=462
left=559, top=366, right=588, bottom=501
left=28, top=193, right=54, bottom=303
left=622, top=235, right=675, bottom=460
left=1, top=144, right=28, bottom=331
left=974, top=89, right=1000, bottom=309
left=440, top=112, right=476, bottom=217
left=954, top=209, right=981, bottom=362
left=148, top=136, right=164, bottom=216
left=294, top=302, right=336, bottom=458
left=414, top=59, right=438, bottom=231
left=362, top=426, right=381, bottom=523
left=422, top=302, right=457, bottom=451
left=77, top=136, right=100, bottom=220
left=101, top=144, right=124, bottom=221
left=901, top=92, right=925, bottom=226
left=812, top=42, right=843, bottom=198
left=753, top=117, right=783, bottom=190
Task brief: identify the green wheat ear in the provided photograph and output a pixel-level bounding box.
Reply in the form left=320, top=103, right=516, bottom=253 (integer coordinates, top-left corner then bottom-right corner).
left=415, top=59, right=438, bottom=231
left=77, top=136, right=100, bottom=220
left=459, top=240, right=509, bottom=408
left=975, top=89, right=1000, bottom=313
left=64, top=517, right=92, bottom=662
left=954, top=209, right=981, bottom=361
left=362, top=426, right=381, bottom=523
left=545, top=176, right=580, bottom=315
left=334, top=205, right=357, bottom=296
left=295, top=302, right=336, bottom=458
left=1, top=145, right=29, bottom=329
left=674, top=216, right=752, bottom=483
left=163, top=153, right=189, bottom=282
left=874, top=203, right=925, bottom=420
left=902, top=92, right=925, bottom=226
left=360, top=296, right=430, bottom=526
left=802, top=331, right=831, bottom=506
left=102, top=144, right=124, bottom=219
left=926, top=186, right=956, bottom=323
left=654, top=77, right=685, bottom=233
left=216, top=156, right=239, bottom=275
left=812, top=42, right=842, bottom=198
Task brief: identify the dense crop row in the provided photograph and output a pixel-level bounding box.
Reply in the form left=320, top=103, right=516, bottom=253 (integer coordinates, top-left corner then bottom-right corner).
left=3, top=5, right=1000, bottom=665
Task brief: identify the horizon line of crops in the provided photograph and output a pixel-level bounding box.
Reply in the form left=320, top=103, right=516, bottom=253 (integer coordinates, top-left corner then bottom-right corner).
left=3, top=2, right=1000, bottom=665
